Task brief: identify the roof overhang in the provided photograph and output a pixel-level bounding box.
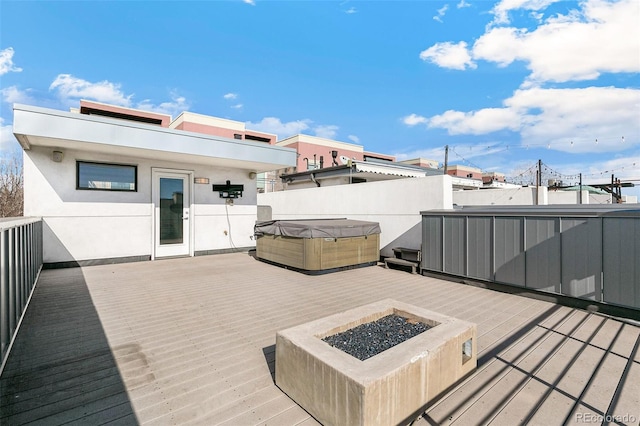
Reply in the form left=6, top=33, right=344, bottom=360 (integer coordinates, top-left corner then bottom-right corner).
left=13, top=104, right=297, bottom=172
left=281, top=160, right=443, bottom=184
left=450, top=176, right=483, bottom=189
left=354, top=162, right=430, bottom=178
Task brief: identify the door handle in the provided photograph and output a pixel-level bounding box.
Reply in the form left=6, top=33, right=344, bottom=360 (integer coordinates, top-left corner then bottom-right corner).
left=182, top=211, right=189, bottom=220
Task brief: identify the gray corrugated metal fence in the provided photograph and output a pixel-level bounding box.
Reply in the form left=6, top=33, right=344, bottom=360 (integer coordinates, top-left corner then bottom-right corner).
left=421, top=208, right=639, bottom=311
left=1, top=218, right=43, bottom=374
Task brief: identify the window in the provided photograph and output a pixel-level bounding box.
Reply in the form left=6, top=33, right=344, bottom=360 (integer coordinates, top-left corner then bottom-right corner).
left=244, top=134, right=271, bottom=143
left=77, top=161, right=137, bottom=191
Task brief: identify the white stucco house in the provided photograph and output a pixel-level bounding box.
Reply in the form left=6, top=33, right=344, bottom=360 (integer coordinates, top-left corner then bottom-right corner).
left=13, top=102, right=297, bottom=266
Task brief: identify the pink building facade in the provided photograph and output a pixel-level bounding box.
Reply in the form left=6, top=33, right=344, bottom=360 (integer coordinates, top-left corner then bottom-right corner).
left=170, top=111, right=277, bottom=144
left=446, top=165, right=483, bottom=181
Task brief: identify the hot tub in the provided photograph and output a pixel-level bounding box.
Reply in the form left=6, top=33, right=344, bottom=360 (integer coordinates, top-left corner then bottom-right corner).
left=254, top=219, right=381, bottom=273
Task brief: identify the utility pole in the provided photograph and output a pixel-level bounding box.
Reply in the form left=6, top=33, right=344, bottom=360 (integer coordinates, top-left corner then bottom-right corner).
left=538, top=159, right=542, bottom=187
left=536, top=159, right=542, bottom=205
left=579, top=173, right=583, bottom=204
left=443, top=145, right=449, bottom=174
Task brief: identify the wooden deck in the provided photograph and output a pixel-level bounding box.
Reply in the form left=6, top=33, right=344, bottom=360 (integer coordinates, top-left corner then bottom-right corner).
left=1, top=253, right=638, bottom=425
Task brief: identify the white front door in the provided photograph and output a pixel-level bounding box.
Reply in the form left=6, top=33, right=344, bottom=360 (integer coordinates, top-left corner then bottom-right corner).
left=153, top=169, right=192, bottom=258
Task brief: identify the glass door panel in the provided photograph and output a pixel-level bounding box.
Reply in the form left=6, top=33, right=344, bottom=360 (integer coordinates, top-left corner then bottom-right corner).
left=159, top=178, right=184, bottom=245
left=153, top=169, right=191, bottom=258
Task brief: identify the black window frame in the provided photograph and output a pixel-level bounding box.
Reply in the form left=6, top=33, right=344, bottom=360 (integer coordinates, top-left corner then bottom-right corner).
left=76, top=160, right=138, bottom=192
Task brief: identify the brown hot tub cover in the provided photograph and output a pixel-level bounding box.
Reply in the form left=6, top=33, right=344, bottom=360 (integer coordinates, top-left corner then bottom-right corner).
left=254, top=219, right=381, bottom=239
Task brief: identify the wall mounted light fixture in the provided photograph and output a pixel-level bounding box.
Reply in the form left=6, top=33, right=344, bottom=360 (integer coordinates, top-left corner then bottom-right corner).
left=52, top=150, right=64, bottom=162
left=194, top=177, right=210, bottom=184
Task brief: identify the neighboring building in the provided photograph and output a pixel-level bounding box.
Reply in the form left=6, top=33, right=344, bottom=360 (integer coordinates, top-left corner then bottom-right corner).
left=170, top=111, right=277, bottom=144
left=277, top=134, right=364, bottom=172
left=364, top=151, right=396, bottom=162
left=482, top=172, right=505, bottom=184
left=481, top=172, right=520, bottom=189
left=280, top=159, right=442, bottom=189
left=272, top=134, right=395, bottom=191
left=167, top=110, right=279, bottom=194
left=446, top=165, right=482, bottom=180
left=77, top=100, right=283, bottom=193
left=399, top=158, right=439, bottom=169
left=13, top=101, right=296, bottom=266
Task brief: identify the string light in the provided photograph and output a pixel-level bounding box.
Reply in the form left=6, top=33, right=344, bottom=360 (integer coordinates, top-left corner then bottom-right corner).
left=442, top=135, right=628, bottom=153
left=440, top=136, right=635, bottom=185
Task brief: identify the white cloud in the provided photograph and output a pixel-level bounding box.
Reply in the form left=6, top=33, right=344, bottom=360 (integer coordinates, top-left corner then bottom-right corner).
left=223, top=93, right=238, bottom=100
left=471, top=27, right=524, bottom=68
left=403, top=113, right=428, bottom=126
left=476, top=0, right=640, bottom=84
left=394, top=147, right=446, bottom=162
left=246, top=117, right=312, bottom=139
left=429, top=108, right=522, bottom=134
left=348, top=135, right=360, bottom=143
left=395, top=143, right=506, bottom=164
left=506, top=86, right=640, bottom=152
left=135, top=92, right=189, bottom=117
left=0, top=48, right=22, bottom=75
left=424, top=86, right=640, bottom=153
left=314, top=125, right=339, bottom=139
left=422, top=0, right=639, bottom=83
left=243, top=0, right=255, bottom=5
left=433, top=4, right=449, bottom=23
left=457, top=0, right=471, bottom=8
left=0, top=117, right=21, bottom=155
left=490, top=0, right=560, bottom=25
left=1, top=86, right=36, bottom=105
left=584, top=155, right=640, bottom=182
left=48, top=74, right=189, bottom=117
left=345, top=7, right=357, bottom=14
left=547, top=155, right=640, bottom=184
left=419, top=41, right=476, bottom=70
left=246, top=117, right=342, bottom=140
left=49, top=74, right=132, bottom=106
left=231, top=103, right=243, bottom=109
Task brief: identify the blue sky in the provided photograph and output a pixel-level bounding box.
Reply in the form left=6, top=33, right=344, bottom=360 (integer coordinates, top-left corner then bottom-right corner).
left=1, top=0, right=639, bottom=198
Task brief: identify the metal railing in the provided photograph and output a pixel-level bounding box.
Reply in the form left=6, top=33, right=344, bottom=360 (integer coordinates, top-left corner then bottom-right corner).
left=421, top=207, right=640, bottom=314
left=1, top=217, right=43, bottom=374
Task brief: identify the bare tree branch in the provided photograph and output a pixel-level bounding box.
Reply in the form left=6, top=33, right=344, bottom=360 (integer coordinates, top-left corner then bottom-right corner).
left=0, top=153, right=24, bottom=218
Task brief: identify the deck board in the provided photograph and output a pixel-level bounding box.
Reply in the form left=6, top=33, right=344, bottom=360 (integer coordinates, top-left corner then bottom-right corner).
left=1, top=253, right=639, bottom=425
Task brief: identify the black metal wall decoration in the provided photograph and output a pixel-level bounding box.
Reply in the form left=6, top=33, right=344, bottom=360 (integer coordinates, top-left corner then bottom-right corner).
left=213, top=180, right=244, bottom=198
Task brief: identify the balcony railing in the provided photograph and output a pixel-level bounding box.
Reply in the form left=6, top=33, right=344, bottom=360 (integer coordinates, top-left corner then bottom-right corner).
left=0, top=217, right=43, bottom=374
left=421, top=208, right=640, bottom=315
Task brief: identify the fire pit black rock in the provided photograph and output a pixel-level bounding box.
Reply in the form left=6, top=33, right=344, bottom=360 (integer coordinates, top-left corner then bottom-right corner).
left=322, top=314, right=434, bottom=360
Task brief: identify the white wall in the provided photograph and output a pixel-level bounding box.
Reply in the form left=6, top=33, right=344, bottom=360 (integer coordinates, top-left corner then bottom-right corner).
left=453, top=186, right=616, bottom=207
left=548, top=190, right=581, bottom=204
left=258, top=175, right=453, bottom=257
left=453, top=187, right=548, bottom=206
left=546, top=190, right=607, bottom=204
left=25, top=146, right=258, bottom=263
left=588, top=194, right=614, bottom=204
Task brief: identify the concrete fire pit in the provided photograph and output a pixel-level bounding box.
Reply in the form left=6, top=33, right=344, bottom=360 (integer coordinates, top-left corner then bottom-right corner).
left=275, top=299, right=477, bottom=426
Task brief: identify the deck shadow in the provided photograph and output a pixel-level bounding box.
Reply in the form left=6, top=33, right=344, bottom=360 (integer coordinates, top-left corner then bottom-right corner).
left=262, top=344, right=276, bottom=382
left=0, top=267, right=138, bottom=425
